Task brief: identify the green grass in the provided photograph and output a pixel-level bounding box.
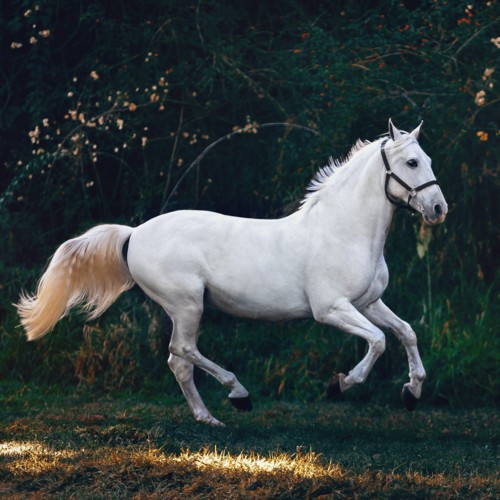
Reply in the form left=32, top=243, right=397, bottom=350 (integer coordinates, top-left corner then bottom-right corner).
left=0, top=382, right=498, bottom=498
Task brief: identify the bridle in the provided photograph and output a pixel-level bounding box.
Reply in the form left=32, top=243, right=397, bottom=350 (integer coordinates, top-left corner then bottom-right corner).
left=380, top=137, right=439, bottom=212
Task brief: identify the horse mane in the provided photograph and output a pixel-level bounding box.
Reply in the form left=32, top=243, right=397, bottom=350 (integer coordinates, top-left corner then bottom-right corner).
left=300, top=138, right=372, bottom=208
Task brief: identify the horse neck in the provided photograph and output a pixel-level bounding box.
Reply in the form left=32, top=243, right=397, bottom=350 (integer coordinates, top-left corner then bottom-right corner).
left=308, top=143, right=396, bottom=254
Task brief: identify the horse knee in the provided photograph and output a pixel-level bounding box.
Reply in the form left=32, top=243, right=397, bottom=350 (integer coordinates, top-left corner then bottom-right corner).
left=398, top=321, right=417, bottom=346
left=221, top=371, right=237, bottom=387
left=372, top=332, right=386, bottom=355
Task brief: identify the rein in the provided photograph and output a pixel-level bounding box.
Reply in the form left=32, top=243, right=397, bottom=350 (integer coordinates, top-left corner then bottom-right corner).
left=380, top=138, right=439, bottom=212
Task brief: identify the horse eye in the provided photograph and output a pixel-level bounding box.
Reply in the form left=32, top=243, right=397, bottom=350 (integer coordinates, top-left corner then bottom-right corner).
left=406, top=159, right=418, bottom=168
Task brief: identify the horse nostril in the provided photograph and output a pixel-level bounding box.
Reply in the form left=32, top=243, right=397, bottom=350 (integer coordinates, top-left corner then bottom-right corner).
left=434, top=204, right=443, bottom=217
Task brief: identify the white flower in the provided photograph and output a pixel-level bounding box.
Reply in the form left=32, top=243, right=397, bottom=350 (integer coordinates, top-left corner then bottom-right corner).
left=475, top=90, right=486, bottom=106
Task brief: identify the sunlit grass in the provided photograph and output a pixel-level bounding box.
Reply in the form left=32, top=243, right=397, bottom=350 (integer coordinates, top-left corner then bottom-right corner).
left=0, top=441, right=42, bottom=456
left=181, top=446, right=340, bottom=477
left=0, top=387, right=497, bottom=498
left=1, top=439, right=498, bottom=498
left=0, top=440, right=78, bottom=480
left=1, top=440, right=343, bottom=482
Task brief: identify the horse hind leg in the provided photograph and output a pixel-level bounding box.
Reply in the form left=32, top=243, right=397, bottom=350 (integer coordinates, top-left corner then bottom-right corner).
left=168, top=354, right=224, bottom=426
left=168, top=304, right=251, bottom=424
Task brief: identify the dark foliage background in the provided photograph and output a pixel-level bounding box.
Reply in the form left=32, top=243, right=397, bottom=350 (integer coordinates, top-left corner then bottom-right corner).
left=1, top=0, right=498, bottom=406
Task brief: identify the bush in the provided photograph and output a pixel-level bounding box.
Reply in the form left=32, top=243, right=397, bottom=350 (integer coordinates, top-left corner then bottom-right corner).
left=1, top=0, right=498, bottom=406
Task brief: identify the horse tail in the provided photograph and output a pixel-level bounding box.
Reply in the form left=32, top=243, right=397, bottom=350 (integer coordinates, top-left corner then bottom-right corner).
left=16, top=224, right=135, bottom=341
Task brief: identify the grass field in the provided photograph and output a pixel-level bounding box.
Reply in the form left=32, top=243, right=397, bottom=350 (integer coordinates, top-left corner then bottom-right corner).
left=0, top=383, right=498, bottom=498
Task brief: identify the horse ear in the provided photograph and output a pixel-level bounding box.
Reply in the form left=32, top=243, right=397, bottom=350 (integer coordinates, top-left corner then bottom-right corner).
left=410, top=121, right=423, bottom=140
left=388, top=118, right=402, bottom=141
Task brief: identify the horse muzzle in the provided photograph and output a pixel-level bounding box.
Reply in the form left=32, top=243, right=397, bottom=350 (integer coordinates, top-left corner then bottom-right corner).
left=420, top=196, right=448, bottom=226
left=412, top=184, right=448, bottom=226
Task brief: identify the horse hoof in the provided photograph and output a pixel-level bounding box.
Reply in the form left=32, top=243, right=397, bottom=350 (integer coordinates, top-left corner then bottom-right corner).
left=326, top=373, right=346, bottom=400
left=229, top=395, right=252, bottom=412
left=402, top=386, right=418, bottom=411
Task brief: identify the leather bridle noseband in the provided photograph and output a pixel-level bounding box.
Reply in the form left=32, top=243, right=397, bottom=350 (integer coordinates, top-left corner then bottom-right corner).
left=380, top=138, right=439, bottom=212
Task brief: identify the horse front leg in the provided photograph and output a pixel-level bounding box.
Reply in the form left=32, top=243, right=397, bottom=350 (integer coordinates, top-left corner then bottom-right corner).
left=361, top=298, right=426, bottom=410
left=314, top=299, right=386, bottom=396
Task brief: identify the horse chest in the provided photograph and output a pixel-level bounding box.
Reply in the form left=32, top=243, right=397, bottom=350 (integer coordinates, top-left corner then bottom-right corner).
left=309, top=251, right=389, bottom=309
left=352, top=259, right=389, bottom=309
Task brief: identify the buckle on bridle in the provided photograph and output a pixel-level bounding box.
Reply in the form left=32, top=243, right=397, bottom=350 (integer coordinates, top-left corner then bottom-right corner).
left=409, top=189, right=417, bottom=198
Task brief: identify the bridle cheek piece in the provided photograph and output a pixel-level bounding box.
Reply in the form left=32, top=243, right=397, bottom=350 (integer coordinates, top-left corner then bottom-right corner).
left=380, top=138, right=439, bottom=213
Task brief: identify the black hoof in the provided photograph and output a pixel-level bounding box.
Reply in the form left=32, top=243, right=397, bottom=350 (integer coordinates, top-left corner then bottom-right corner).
left=326, top=373, right=345, bottom=400
left=402, top=386, right=418, bottom=411
left=229, top=395, right=252, bottom=412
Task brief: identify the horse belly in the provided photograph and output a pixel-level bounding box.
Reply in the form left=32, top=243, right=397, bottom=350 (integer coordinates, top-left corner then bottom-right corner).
left=206, top=282, right=311, bottom=320
left=200, top=215, right=311, bottom=319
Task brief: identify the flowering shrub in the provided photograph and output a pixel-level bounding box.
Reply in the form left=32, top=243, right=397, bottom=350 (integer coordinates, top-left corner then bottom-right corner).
left=0, top=1, right=497, bottom=402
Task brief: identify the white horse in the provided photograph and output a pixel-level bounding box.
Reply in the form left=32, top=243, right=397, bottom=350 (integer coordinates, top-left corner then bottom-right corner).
left=17, top=119, right=447, bottom=426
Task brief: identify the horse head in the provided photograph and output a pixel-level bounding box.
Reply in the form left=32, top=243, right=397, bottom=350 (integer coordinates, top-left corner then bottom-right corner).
left=382, top=119, right=448, bottom=225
